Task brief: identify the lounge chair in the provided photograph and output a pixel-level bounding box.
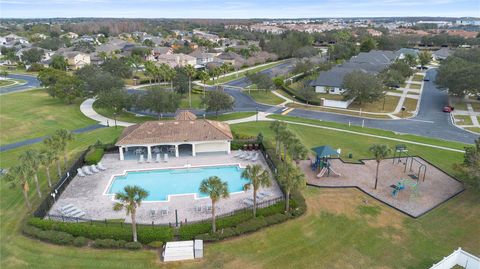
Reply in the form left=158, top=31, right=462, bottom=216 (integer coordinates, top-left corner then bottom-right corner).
left=259, top=192, right=272, bottom=198
left=160, top=207, right=169, bottom=216
left=245, top=152, right=255, bottom=161
left=234, top=150, right=243, bottom=158
left=77, top=168, right=86, bottom=177
left=60, top=204, right=74, bottom=212
left=156, top=153, right=161, bottom=163
left=97, top=162, right=107, bottom=171
left=250, top=152, right=259, bottom=162
left=82, top=166, right=93, bottom=175
left=90, top=165, right=100, bottom=173
left=164, top=153, right=169, bottom=163
left=138, top=154, right=145, bottom=163
left=240, top=152, right=252, bottom=160
left=69, top=209, right=86, bottom=218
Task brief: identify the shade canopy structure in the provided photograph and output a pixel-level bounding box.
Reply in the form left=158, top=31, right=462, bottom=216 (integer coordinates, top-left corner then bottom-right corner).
left=311, top=145, right=339, bottom=158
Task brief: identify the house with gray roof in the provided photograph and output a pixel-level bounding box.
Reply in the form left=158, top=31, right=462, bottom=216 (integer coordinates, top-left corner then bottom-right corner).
left=433, top=48, right=453, bottom=61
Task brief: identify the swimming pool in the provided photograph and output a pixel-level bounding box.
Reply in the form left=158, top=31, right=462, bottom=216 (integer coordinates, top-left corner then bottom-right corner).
left=106, top=165, right=248, bottom=201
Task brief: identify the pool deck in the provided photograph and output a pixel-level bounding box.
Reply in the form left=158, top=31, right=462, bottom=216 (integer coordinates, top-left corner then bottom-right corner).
left=49, top=151, right=283, bottom=224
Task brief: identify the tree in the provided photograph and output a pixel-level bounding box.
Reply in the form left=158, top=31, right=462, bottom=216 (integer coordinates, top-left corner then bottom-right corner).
left=299, top=86, right=316, bottom=105
left=143, top=39, right=155, bottom=47
left=4, top=164, right=33, bottom=210
left=198, top=70, right=210, bottom=100
left=242, top=165, right=271, bottom=217
left=404, top=54, right=417, bottom=67
left=184, top=65, right=196, bottom=108
left=380, top=69, right=404, bottom=88
left=159, top=64, right=176, bottom=90
left=101, top=58, right=133, bottom=79
left=199, top=176, right=229, bottom=233
left=43, top=137, right=62, bottom=178
left=389, top=60, right=414, bottom=78
left=127, top=54, right=143, bottom=78
left=277, top=163, right=305, bottom=212
left=172, top=67, right=189, bottom=95
left=360, top=37, right=378, bottom=52
left=53, top=129, right=74, bottom=169
left=287, top=137, right=308, bottom=164
left=49, top=55, right=68, bottom=71
left=144, top=61, right=156, bottom=84
left=328, top=42, right=358, bottom=61
left=73, top=41, right=95, bottom=53
left=113, top=185, right=149, bottom=242
left=1, top=70, right=8, bottom=79
left=46, top=74, right=83, bottom=104
left=270, top=121, right=287, bottom=156
left=418, top=51, right=432, bottom=68
left=369, top=144, right=391, bottom=189
left=202, top=90, right=234, bottom=117
left=21, top=48, right=43, bottom=64
left=454, top=138, right=480, bottom=190
left=75, top=65, right=125, bottom=96
left=246, top=72, right=275, bottom=93
left=342, top=71, right=385, bottom=105
left=139, top=88, right=180, bottom=119
left=39, top=148, right=56, bottom=187
left=279, top=128, right=294, bottom=161
left=19, top=150, right=42, bottom=198
left=96, top=88, right=132, bottom=124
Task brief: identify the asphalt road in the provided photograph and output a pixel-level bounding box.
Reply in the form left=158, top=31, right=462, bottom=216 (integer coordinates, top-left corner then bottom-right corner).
left=0, top=74, right=40, bottom=94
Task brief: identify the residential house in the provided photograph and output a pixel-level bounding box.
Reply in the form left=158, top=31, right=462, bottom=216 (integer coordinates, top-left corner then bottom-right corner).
left=216, top=51, right=242, bottom=65
left=156, top=53, right=197, bottom=68
left=432, top=47, right=453, bottom=61
left=61, top=32, right=79, bottom=39
left=64, top=51, right=91, bottom=70
left=397, top=48, right=419, bottom=60
left=189, top=49, right=215, bottom=67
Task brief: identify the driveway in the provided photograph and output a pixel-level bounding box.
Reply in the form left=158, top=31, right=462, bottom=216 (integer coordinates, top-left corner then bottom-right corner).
left=0, top=74, right=40, bottom=94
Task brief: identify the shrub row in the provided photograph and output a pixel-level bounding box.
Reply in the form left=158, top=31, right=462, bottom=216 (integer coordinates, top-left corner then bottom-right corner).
left=281, top=85, right=321, bottom=106
left=84, top=147, right=105, bottom=165
left=178, top=201, right=285, bottom=240
left=27, top=218, right=173, bottom=244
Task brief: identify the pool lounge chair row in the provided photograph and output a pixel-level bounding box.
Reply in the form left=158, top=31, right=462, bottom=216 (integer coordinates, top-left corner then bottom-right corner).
left=77, top=162, right=107, bottom=177
left=234, top=150, right=259, bottom=162
left=138, top=153, right=170, bottom=164
left=242, top=192, right=273, bottom=206
left=58, top=204, right=86, bottom=218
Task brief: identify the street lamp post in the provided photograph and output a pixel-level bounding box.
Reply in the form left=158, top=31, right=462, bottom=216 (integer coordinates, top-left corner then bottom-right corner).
left=256, top=106, right=258, bottom=122
left=113, top=112, right=117, bottom=129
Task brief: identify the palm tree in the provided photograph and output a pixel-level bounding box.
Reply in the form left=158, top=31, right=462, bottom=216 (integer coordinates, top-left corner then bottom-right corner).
left=5, top=164, right=33, bottom=210
left=242, top=165, right=271, bottom=217
left=160, top=64, right=176, bottom=90
left=39, top=148, right=56, bottom=187
left=43, top=137, right=62, bottom=178
left=144, top=61, right=156, bottom=84
left=184, top=64, right=196, bottom=108
left=287, top=137, right=308, bottom=165
left=279, top=129, right=294, bottom=162
left=19, top=149, right=42, bottom=198
left=198, top=71, right=210, bottom=105
left=277, top=163, right=305, bottom=212
left=369, top=144, right=391, bottom=189
left=113, top=185, right=149, bottom=242
left=53, top=129, right=74, bottom=169
left=270, top=121, right=287, bottom=157
left=199, top=176, right=229, bottom=233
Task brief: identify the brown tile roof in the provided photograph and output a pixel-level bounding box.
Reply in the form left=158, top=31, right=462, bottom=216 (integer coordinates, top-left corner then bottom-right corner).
left=175, top=110, right=197, bottom=121
left=116, top=119, right=233, bottom=146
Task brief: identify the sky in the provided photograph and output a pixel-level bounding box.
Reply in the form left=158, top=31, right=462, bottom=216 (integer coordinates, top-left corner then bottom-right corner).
left=0, top=0, right=479, bottom=18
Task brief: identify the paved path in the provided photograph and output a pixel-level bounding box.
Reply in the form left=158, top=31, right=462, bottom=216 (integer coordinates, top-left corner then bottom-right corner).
left=79, top=99, right=134, bottom=127
left=0, top=74, right=40, bottom=95
left=0, top=124, right=105, bottom=152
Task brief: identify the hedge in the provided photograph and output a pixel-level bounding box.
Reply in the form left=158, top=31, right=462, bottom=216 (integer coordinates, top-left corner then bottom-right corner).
left=27, top=218, right=173, bottom=244
left=84, top=147, right=105, bottom=165
left=178, top=201, right=285, bottom=240
left=281, top=85, right=321, bottom=106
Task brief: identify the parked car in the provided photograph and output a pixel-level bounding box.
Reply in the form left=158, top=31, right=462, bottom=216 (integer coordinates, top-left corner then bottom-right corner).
left=443, top=105, right=454, bottom=113
left=423, top=75, right=430, bottom=81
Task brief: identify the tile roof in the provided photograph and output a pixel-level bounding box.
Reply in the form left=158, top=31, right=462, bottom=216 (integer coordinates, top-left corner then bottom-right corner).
left=116, top=119, right=233, bottom=146
left=175, top=110, right=197, bottom=121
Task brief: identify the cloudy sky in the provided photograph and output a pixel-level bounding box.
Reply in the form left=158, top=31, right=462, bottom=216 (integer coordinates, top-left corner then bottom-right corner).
left=0, top=0, right=478, bottom=18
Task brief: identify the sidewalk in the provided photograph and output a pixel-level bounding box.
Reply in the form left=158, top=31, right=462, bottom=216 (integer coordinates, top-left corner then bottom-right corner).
left=79, top=98, right=134, bottom=127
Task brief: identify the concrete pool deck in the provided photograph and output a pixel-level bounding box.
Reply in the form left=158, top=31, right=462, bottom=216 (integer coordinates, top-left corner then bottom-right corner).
left=49, top=151, right=283, bottom=224
left=301, top=157, right=464, bottom=217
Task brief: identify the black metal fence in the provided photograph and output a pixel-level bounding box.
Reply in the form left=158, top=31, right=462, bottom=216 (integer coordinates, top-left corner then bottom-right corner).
left=33, top=147, right=91, bottom=218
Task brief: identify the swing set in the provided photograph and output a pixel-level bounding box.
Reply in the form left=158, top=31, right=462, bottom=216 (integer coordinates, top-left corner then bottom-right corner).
left=392, top=144, right=427, bottom=181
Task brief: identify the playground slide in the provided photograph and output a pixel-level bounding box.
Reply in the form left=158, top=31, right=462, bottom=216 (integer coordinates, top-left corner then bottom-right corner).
left=328, top=167, right=342, bottom=177
left=316, top=168, right=327, bottom=178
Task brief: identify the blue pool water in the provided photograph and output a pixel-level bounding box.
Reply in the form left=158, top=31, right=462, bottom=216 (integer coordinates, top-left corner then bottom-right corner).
left=107, top=165, right=248, bottom=201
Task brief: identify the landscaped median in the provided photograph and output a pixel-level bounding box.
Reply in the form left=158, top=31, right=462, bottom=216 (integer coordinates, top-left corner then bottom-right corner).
left=206, top=61, right=285, bottom=85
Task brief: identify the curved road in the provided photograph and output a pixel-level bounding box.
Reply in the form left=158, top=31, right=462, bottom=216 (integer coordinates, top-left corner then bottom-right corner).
left=0, top=74, right=40, bottom=94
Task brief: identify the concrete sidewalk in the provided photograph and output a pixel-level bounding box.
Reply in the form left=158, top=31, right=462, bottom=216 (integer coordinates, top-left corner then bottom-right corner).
left=80, top=98, right=134, bottom=127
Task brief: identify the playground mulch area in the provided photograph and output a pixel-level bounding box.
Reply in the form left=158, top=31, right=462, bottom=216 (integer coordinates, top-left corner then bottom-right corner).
left=300, top=157, right=464, bottom=218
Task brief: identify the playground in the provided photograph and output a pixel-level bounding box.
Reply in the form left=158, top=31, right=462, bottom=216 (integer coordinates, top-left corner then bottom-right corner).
left=302, top=146, right=464, bottom=217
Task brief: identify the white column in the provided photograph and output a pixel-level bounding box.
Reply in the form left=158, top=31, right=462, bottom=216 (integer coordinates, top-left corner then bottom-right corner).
left=147, top=146, right=152, bottom=161
left=175, top=145, right=179, bottom=157
left=227, top=141, right=231, bottom=154
left=192, top=144, right=196, bottom=157
left=119, top=146, right=124, bottom=160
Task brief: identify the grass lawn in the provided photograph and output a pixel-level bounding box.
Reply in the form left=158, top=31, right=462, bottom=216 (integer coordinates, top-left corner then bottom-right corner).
left=0, top=90, right=96, bottom=146
left=452, top=102, right=468, bottom=111
left=465, top=127, right=480, bottom=133
left=244, top=90, right=284, bottom=105
left=92, top=101, right=157, bottom=124
left=206, top=112, right=256, bottom=121
left=179, top=93, right=204, bottom=109
left=1, top=120, right=479, bottom=268
left=412, top=74, right=424, bottom=82
left=348, top=95, right=400, bottom=113
left=409, top=83, right=422, bottom=90
left=0, top=80, right=16, bottom=87
left=394, top=97, right=419, bottom=118
left=206, top=61, right=283, bottom=85
left=471, top=102, right=480, bottom=112
left=0, top=66, right=39, bottom=76
left=455, top=115, right=473, bottom=126
left=287, top=103, right=391, bottom=119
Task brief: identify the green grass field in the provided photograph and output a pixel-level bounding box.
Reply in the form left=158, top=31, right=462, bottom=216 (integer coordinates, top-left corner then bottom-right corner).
left=412, top=74, right=424, bottom=82
left=206, top=61, right=283, bottom=85
left=409, top=83, right=422, bottom=90
left=245, top=90, right=284, bottom=105
left=0, top=80, right=16, bottom=87
left=455, top=115, right=473, bottom=126
left=206, top=112, right=256, bottom=121
left=0, top=89, right=479, bottom=268
left=0, top=90, right=96, bottom=146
